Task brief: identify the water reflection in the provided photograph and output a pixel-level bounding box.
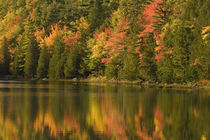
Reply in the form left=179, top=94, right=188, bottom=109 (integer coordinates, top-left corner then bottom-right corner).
left=0, top=81, right=209, bottom=140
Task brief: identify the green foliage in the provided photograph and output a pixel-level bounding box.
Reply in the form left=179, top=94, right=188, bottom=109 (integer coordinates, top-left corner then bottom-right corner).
left=49, top=36, right=66, bottom=79
left=119, top=52, right=139, bottom=81
left=12, top=44, right=25, bottom=77
left=0, top=0, right=209, bottom=83
left=64, top=47, right=81, bottom=78
left=139, top=33, right=157, bottom=81
left=37, top=44, right=49, bottom=79
left=0, top=37, right=10, bottom=75
left=23, top=19, right=39, bottom=78
left=157, top=54, right=173, bottom=83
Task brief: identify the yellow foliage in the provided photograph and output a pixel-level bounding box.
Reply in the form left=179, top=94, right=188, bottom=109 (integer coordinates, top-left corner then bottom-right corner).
left=44, top=24, right=66, bottom=49
left=202, top=26, right=210, bottom=40
left=88, top=32, right=108, bottom=59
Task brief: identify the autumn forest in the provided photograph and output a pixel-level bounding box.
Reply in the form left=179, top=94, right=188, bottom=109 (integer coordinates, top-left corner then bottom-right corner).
left=0, top=0, right=209, bottom=83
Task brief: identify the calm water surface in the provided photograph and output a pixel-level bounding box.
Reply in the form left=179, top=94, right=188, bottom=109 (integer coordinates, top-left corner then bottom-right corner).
left=0, top=80, right=209, bottom=140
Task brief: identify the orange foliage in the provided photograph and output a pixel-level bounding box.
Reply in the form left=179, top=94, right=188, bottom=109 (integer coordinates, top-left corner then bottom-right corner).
left=10, top=16, right=21, bottom=24
left=190, top=58, right=199, bottom=66
left=138, top=0, right=163, bottom=38
left=101, top=19, right=129, bottom=64
left=44, top=24, right=66, bottom=49
left=30, top=10, right=36, bottom=20
left=64, top=33, right=81, bottom=49
left=34, top=28, right=46, bottom=43
left=136, top=0, right=165, bottom=62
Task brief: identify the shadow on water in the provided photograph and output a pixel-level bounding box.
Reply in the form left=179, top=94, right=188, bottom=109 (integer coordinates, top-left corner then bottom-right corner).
left=0, top=80, right=209, bottom=140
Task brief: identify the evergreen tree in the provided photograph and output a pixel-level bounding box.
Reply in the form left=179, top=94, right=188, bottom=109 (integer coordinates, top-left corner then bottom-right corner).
left=171, top=24, right=193, bottom=83
left=120, top=52, right=139, bottom=80
left=23, top=19, right=39, bottom=78
left=49, top=36, right=66, bottom=79
left=12, top=44, right=25, bottom=77
left=37, top=43, right=49, bottom=79
left=0, top=37, right=10, bottom=75
left=139, top=33, right=157, bottom=81
left=87, top=0, right=107, bottom=33
left=64, top=47, right=81, bottom=78
left=157, top=54, right=173, bottom=83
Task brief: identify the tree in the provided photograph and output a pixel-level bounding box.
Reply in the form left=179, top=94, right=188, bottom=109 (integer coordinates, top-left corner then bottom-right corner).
left=0, top=37, right=10, bottom=75
left=48, top=36, right=66, bottom=79
left=12, top=43, right=25, bottom=77
left=64, top=47, right=81, bottom=78
left=37, top=43, right=49, bottom=79
left=23, top=19, right=39, bottom=78
left=139, top=33, right=157, bottom=81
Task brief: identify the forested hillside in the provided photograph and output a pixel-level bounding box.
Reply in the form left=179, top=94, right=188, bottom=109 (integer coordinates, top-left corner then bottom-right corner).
left=0, top=0, right=209, bottom=83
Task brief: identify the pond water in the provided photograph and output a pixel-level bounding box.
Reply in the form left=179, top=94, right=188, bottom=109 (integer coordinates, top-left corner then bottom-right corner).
left=0, top=80, right=209, bottom=140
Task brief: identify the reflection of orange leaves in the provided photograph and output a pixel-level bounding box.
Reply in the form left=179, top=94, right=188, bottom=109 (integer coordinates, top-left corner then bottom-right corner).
left=64, top=114, right=80, bottom=130
left=154, top=108, right=163, bottom=129
left=44, top=113, right=59, bottom=138
left=34, top=113, right=44, bottom=133
left=135, top=104, right=152, bottom=140
left=166, top=116, right=172, bottom=125
left=153, top=108, right=164, bottom=140
left=4, top=119, right=19, bottom=140
left=102, top=97, right=128, bottom=140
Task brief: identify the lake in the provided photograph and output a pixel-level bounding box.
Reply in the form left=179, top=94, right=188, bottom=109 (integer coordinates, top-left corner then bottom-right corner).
left=0, top=80, right=209, bottom=140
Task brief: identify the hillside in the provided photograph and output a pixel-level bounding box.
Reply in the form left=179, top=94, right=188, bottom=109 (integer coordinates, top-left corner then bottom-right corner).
left=0, top=0, right=209, bottom=83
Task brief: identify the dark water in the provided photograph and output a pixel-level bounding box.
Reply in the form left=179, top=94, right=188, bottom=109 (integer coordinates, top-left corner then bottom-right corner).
left=0, top=80, right=209, bottom=140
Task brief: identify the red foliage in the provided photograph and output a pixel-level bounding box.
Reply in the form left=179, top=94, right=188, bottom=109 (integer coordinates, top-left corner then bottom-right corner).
left=64, top=33, right=81, bottom=48
left=10, top=16, right=21, bottom=24
left=138, top=0, right=162, bottom=38
left=100, top=18, right=129, bottom=64
left=136, top=0, right=165, bottom=62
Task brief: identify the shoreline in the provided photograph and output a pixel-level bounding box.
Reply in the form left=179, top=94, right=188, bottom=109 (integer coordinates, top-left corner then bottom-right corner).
left=45, top=77, right=210, bottom=90
left=1, top=76, right=210, bottom=90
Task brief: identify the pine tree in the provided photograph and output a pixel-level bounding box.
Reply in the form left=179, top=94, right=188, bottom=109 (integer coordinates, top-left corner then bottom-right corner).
left=64, top=47, right=81, bottom=78
left=121, top=52, right=139, bottom=80
left=23, top=19, right=39, bottom=78
left=139, top=33, right=157, bottom=81
left=157, top=54, right=173, bottom=83
left=87, top=0, right=106, bottom=33
left=48, top=36, right=66, bottom=79
left=171, top=24, right=193, bottom=83
left=37, top=43, right=49, bottom=79
left=0, top=37, right=10, bottom=75
left=12, top=44, right=25, bottom=77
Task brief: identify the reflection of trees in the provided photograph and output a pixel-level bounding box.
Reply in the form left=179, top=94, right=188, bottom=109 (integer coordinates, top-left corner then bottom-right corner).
left=0, top=87, right=209, bottom=140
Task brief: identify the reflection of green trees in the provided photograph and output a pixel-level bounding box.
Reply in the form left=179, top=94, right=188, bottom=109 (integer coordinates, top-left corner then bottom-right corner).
left=0, top=83, right=209, bottom=139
